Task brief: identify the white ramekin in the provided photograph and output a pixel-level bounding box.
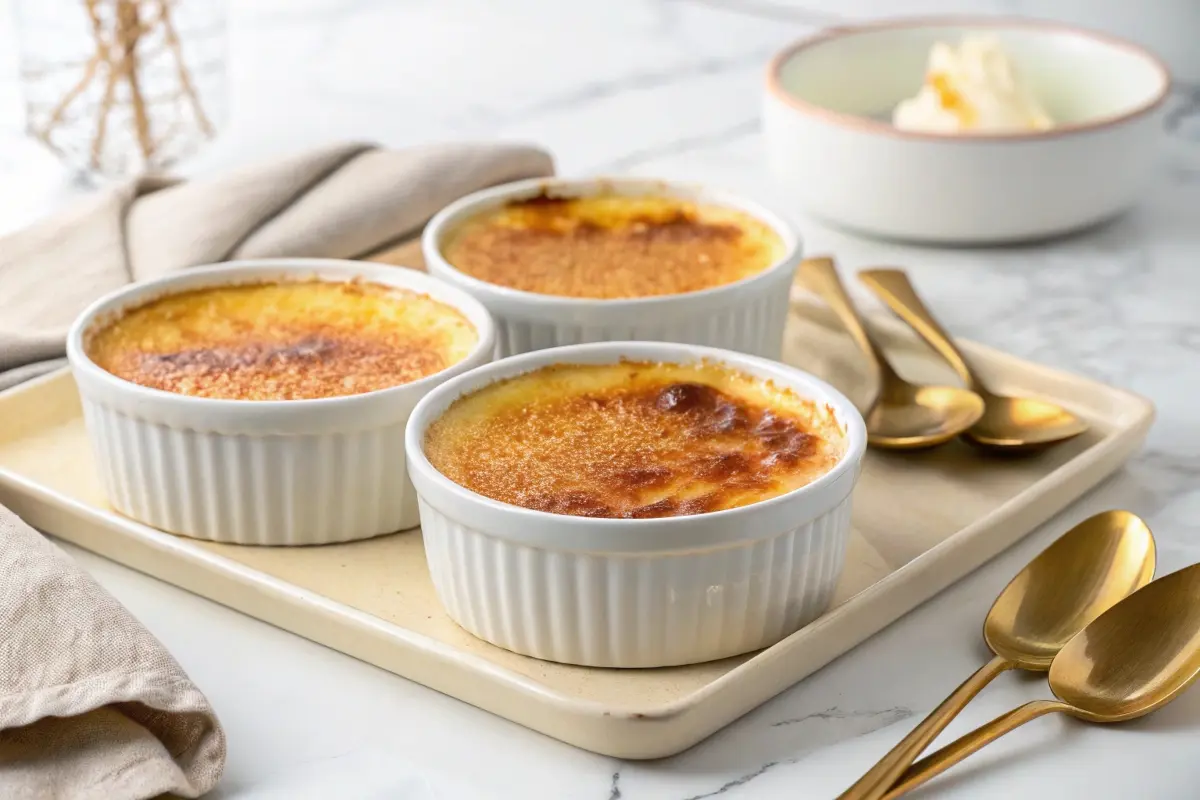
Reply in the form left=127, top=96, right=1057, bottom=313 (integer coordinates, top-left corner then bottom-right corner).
left=421, top=177, right=802, bottom=361
left=67, top=259, right=495, bottom=546
left=406, top=341, right=867, bottom=668
left=763, top=17, right=1171, bottom=243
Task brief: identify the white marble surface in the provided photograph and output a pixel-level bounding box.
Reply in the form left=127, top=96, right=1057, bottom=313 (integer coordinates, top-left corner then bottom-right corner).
left=2, top=0, right=1200, bottom=797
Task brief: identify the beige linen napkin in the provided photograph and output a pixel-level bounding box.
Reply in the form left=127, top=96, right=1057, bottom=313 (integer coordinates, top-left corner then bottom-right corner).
left=0, top=505, right=223, bottom=798
left=0, top=140, right=555, bottom=389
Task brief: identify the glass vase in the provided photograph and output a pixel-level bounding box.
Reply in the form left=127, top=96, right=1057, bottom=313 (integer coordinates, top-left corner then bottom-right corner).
left=14, top=0, right=228, bottom=182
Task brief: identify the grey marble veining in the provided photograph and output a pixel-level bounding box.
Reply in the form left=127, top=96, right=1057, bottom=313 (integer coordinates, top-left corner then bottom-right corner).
left=0, top=0, right=1198, bottom=797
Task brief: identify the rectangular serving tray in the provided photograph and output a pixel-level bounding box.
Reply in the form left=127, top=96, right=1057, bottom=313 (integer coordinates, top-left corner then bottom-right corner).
left=0, top=293, right=1153, bottom=759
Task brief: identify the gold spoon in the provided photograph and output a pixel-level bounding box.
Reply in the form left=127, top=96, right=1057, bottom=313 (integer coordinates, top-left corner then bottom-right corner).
left=837, top=510, right=1155, bottom=800
left=858, top=268, right=1089, bottom=452
left=883, top=559, right=1200, bottom=799
left=800, top=258, right=984, bottom=450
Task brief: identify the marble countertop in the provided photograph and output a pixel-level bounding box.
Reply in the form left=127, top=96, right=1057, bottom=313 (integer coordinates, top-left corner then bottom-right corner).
left=2, top=0, right=1199, bottom=797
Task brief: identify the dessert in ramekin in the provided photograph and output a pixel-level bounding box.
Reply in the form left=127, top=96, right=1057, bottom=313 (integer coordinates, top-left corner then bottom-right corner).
left=406, top=341, right=866, bottom=668
left=764, top=17, right=1170, bottom=243
left=67, top=259, right=495, bottom=546
left=422, top=178, right=802, bottom=360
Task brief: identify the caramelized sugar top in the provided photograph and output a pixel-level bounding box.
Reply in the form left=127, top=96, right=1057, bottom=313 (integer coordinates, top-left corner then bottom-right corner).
left=87, top=280, right=478, bottom=401
left=423, top=361, right=845, bottom=519
left=440, top=193, right=787, bottom=299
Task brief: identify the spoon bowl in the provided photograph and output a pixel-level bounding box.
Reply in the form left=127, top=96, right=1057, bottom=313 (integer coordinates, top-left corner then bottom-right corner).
left=800, top=258, right=984, bottom=451
left=967, top=393, right=1091, bottom=451
left=859, top=268, right=1089, bottom=453
left=984, top=509, right=1156, bottom=668
left=866, top=384, right=985, bottom=449
left=1052, top=561, right=1200, bottom=722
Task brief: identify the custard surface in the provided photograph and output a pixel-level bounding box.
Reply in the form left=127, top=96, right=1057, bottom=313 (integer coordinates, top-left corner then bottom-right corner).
left=424, top=361, right=844, bottom=519
left=88, top=279, right=478, bottom=401
left=440, top=193, right=786, bottom=299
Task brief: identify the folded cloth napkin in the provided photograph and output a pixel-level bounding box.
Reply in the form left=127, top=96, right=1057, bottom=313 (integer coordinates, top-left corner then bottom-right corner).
left=0, top=506, right=223, bottom=799
left=0, top=140, right=555, bottom=390
left=0, top=140, right=555, bottom=799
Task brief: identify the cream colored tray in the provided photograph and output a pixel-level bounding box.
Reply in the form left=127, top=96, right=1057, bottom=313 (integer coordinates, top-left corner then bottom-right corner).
left=0, top=298, right=1153, bottom=760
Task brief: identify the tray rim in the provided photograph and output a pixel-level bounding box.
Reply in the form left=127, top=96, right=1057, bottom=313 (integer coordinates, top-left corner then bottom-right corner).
left=1, top=467, right=611, bottom=711
left=0, top=305, right=1156, bottom=759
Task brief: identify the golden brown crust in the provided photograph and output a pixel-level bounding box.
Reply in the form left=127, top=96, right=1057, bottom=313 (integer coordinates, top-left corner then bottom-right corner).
left=423, top=361, right=844, bottom=519
left=440, top=194, right=785, bottom=299
left=87, top=280, right=478, bottom=401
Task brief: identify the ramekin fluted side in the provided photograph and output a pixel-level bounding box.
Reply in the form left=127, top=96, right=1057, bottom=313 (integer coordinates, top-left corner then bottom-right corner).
left=67, top=259, right=496, bottom=546
left=81, top=398, right=415, bottom=545
left=406, top=341, right=866, bottom=667
left=422, top=177, right=802, bottom=359
left=420, top=495, right=853, bottom=668
left=491, top=277, right=792, bottom=360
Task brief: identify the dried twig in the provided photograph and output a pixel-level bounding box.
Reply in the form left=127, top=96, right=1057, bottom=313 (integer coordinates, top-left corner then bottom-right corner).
left=92, top=49, right=121, bottom=168
left=117, top=0, right=154, bottom=160
left=158, top=0, right=213, bottom=136
left=37, top=0, right=106, bottom=145
left=35, top=53, right=101, bottom=138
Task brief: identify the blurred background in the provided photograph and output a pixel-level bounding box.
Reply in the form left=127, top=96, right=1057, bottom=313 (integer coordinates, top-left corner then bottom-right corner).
left=0, top=0, right=1195, bottom=235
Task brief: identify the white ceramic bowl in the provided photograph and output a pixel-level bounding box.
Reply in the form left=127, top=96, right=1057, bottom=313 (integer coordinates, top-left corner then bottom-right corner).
left=422, top=177, right=801, bottom=360
left=67, top=259, right=495, bottom=546
left=406, top=341, right=867, bottom=668
left=763, top=17, right=1171, bottom=243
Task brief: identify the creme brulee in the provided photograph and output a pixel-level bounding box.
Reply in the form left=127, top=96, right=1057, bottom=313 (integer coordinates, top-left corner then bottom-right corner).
left=87, top=280, right=478, bottom=401
left=423, top=360, right=844, bottom=519
left=439, top=193, right=786, bottom=299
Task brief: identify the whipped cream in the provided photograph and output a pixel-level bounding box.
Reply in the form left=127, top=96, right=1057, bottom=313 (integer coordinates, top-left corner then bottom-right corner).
left=892, top=36, right=1054, bottom=134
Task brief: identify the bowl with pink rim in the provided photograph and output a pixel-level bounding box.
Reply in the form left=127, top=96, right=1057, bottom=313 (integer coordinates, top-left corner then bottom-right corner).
left=763, top=16, right=1171, bottom=244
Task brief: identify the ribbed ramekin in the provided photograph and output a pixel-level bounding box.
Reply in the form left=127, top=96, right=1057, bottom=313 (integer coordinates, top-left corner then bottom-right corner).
left=67, top=259, right=495, bottom=546
left=406, top=341, right=866, bottom=668
left=421, top=177, right=802, bottom=360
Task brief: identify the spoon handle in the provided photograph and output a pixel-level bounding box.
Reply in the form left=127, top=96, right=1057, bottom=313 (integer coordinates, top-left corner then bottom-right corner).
left=857, top=269, right=983, bottom=394
left=800, top=258, right=900, bottom=382
left=836, top=655, right=1014, bottom=800
left=880, top=699, right=1070, bottom=799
